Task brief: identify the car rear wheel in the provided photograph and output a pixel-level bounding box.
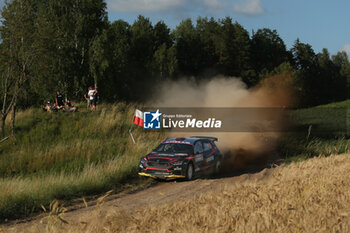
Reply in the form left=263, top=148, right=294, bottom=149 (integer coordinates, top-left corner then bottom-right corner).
left=215, top=159, right=221, bottom=174
left=186, top=163, right=194, bottom=181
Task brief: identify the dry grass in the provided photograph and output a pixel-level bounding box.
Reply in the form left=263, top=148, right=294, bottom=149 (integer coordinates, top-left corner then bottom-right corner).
left=0, top=132, right=160, bottom=220
left=0, top=103, right=165, bottom=220
left=4, top=108, right=34, bottom=125
left=11, top=153, right=350, bottom=233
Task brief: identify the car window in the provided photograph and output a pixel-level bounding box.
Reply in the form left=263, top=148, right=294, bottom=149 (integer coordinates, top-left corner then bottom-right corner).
left=210, top=141, right=218, bottom=150
left=194, top=141, right=203, bottom=154
left=203, top=142, right=211, bottom=152
left=154, top=143, right=193, bottom=153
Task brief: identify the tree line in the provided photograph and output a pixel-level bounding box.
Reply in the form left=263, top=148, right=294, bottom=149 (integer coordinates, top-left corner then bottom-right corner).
left=0, top=0, right=349, bottom=135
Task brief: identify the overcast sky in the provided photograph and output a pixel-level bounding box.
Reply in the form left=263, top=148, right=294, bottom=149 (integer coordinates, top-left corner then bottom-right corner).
left=106, top=0, right=350, bottom=56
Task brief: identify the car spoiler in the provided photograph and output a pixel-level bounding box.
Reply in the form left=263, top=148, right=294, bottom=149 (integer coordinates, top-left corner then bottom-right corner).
left=190, top=136, right=218, bottom=142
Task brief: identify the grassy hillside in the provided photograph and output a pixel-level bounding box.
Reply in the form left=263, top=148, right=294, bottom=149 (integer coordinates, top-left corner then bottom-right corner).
left=35, top=153, right=350, bottom=233
left=0, top=103, right=165, bottom=220
left=277, top=100, right=350, bottom=161
left=315, top=99, right=350, bottom=108
left=0, top=100, right=349, bottom=221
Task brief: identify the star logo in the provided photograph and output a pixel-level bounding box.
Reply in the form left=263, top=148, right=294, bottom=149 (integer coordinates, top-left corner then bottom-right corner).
left=151, top=109, right=161, bottom=122
left=143, top=110, right=162, bottom=129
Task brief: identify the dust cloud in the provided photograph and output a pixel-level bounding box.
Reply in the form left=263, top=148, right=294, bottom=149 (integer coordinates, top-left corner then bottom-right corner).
left=150, top=74, right=295, bottom=171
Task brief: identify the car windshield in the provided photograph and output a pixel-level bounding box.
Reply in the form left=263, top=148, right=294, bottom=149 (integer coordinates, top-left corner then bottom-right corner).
left=153, top=143, right=193, bottom=154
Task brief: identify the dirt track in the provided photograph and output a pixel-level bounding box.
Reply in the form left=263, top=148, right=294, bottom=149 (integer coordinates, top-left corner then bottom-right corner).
left=4, top=167, right=273, bottom=232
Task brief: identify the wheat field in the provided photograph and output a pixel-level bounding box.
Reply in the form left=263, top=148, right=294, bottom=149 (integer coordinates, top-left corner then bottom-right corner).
left=5, top=153, right=350, bottom=233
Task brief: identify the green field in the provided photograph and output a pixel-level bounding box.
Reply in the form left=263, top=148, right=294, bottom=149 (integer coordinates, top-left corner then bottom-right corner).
left=0, top=100, right=349, bottom=221
left=0, top=103, right=165, bottom=220
left=278, top=99, right=350, bottom=162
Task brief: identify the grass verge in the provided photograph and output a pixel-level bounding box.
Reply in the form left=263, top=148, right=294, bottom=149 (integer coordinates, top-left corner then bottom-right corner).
left=0, top=103, right=165, bottom=221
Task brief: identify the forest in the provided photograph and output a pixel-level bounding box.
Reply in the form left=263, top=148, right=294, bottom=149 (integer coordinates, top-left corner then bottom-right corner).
left=0, top=0, right=349, bottom=133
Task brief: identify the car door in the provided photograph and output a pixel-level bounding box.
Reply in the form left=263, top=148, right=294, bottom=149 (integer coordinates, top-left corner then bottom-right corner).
left=202, top=140, right=215, bottom=168
left=193, top=141, right=204, bottom=172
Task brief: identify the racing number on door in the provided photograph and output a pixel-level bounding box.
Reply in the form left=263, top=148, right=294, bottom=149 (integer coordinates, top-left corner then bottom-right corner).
left=194, top=141, right=204, bottom=170
left=203, top=141, right=214, bottom=166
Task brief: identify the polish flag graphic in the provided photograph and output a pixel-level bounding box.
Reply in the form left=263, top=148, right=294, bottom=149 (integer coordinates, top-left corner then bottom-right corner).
left=133, top=109, right=143, bottom=127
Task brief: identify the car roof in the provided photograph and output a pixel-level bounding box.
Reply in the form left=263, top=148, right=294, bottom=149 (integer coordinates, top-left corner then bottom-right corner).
left=163, top=137, right=208, bottom=145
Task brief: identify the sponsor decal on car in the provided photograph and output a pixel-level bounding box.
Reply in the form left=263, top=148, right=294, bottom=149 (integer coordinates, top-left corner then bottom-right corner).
left=206, top=156, right=214, bottom=163
left=154, top=172, right=170, bottom=176
left=174, top=153, right=189, bottom=156
left=163, top=140, right=192, bottom=145
left=195, top=154, right=204, bottom=162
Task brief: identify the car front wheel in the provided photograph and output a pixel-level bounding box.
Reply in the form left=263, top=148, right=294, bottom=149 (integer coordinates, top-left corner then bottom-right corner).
left=185, top=163, right=194, bottom=181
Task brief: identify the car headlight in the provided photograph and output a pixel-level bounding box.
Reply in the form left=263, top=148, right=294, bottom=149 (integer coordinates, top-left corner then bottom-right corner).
left=140, top=157, right=147, bottom=163
left=140, top=157, right=147, bottom=168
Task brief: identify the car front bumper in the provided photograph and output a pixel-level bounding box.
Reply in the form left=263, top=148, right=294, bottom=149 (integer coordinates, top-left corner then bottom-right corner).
left=138, top=165, right=186, bottom=179
left=138, top=160, right=187, bottom=179
left=138, top=172, right=185, bottom=179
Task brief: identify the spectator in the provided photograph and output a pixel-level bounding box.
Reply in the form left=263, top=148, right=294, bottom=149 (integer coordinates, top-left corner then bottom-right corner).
left=56, top=91, right=65, bottom=110
left=84, top=89, right=90, bottom=109
left=88, top=86, right=97, bottom=110
left=94, top=84, right=100, bottom=106
left=66, top=99, right=78, bottom=112
left=51, top=103, right=59, bottom=112
left=42, top=101, right=52, bottom=112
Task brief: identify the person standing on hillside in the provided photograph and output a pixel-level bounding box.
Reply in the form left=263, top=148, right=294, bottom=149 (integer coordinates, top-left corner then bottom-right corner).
left=88, top=86, right=97, bottom=110
left=55, top=91, right=65, bottom=110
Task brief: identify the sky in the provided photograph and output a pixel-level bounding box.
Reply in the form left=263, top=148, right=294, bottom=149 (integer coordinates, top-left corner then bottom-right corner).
left=106, top=0, right=350, bottom=56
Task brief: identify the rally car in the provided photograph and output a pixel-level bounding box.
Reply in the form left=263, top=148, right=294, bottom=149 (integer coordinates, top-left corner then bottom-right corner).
left=138, top=136, right=223, bottom=180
